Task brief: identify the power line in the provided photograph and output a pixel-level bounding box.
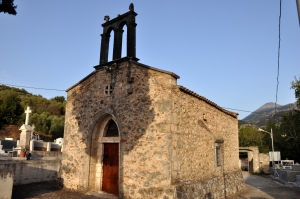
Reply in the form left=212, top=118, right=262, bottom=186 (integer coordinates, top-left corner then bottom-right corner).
left=274, top=0, right=282, bottom=121
left=0, top=83, right=65, bottom=92
left=222, top=107, right=283, bottom=117
left=0, top=82, right=286, bottom=118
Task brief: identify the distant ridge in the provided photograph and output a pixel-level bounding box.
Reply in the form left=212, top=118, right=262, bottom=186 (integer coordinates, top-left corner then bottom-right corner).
left=242, top=102, right=296, bottom=127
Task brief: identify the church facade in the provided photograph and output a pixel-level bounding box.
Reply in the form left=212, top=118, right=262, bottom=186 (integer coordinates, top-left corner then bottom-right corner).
left=60, top=4, right=244, bottom=199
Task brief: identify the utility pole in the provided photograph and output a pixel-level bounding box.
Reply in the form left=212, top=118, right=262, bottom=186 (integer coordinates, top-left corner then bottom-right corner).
left=258, top=128, right=275, bottom=167
left=297, top=0, right=300, bottom=26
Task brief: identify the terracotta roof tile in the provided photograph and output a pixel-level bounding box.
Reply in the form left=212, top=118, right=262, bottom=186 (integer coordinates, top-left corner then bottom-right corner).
left=178, top=85, right=238, bottom=118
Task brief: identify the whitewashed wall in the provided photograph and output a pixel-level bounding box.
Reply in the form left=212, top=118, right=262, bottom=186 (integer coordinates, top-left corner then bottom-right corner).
left=0, top=170, right=13, bottom=199
left=0, top=158, right=60, bottom=185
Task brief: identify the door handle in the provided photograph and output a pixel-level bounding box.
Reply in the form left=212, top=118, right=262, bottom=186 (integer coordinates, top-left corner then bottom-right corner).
left=103, top=154, right=109, bottom=159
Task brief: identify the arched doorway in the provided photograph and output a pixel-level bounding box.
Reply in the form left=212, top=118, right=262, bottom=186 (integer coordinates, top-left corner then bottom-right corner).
left=239, top=147, right=259, bottom=173
left=89, top=114, right=120, bottom=195
left=102, top=119, right=119, bottom=195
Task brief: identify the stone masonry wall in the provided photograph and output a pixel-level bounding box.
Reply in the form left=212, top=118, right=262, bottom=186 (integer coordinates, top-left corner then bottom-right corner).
left=174, top=170, right=245, bottom=199
left=240, top=146, right=260, bottom=173
left=61, top=61, right=177, bottom=198
left=118, top=63, right=176, bottom=198
left=171, top=87, right=240, bottom=180
left=61, top=60, right=244, bottom=198
left=169, top=87, right=243, bottom=198
left=259, top=153, right=270, bottom=174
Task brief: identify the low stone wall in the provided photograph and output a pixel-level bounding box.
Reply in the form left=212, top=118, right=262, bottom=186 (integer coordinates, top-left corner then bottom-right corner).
left=224, top=170, right=245, bottom=196
left=0, top=170, right=13, bottom=199
left=0, top=158, right=61, bottom=185
left=174, top=170, right=245, bottom=199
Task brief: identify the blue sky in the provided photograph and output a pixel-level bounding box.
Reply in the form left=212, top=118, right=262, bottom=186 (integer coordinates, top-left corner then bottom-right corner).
left=0, top=1, right=299, bottom=120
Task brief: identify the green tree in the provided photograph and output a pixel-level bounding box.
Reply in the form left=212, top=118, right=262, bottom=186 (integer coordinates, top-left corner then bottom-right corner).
left=0, top=85, right=66, bottom=140
left=0, top=85, right=29, bottom=94
left=268, top=75, right=300, bottom=162
left=291, top=76, right=300, bottom=108
left=277, top=110, right=300, bottom=162
left=0, top=0, right=17, bottom=15
left=48, top=100, right=65, bottom=116
left=0, top=91, right=23, bottom=128
left=239, top=125, right=269, bottom=153
left=51, top=96, right=65, bottom=103
left=48, top=115, right=64, bottom=139
left=30, top=112, right=51, bottom=133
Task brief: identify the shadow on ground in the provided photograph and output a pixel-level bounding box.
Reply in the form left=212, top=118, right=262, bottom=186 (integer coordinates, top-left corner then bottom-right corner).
left=12, top=172, right=300, bottom=199
left=12, top=181, right=102, bottom=199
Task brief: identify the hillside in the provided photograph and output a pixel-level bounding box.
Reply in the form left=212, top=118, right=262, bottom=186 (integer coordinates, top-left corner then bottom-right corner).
left=242, top=102, right=297, bottom=126
left=0, top=125, right=53, bottom=141
left=0, top=84, right=66, bottom=140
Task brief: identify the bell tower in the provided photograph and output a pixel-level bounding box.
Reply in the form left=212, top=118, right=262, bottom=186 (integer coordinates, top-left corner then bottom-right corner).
left=99, top=3, right=138, bottom=66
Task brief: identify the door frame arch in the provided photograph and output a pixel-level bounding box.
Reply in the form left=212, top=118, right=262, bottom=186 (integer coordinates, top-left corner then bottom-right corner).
left=88, top=112, right=121, bottom=194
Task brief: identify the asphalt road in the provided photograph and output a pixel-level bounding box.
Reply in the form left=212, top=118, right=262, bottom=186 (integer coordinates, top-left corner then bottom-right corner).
left=11, top=172, right=300, bottom=199
left=229, top=172, right=300, bottom=199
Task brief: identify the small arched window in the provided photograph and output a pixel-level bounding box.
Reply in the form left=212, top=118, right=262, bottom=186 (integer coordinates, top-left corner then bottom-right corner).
left=105, top=85, right=113, bottom=95
left=105, top=119, right=119, bottom=137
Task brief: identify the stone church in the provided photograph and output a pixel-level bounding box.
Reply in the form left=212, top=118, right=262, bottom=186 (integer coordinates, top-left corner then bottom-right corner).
left=61, top=4, right=245, bottom=199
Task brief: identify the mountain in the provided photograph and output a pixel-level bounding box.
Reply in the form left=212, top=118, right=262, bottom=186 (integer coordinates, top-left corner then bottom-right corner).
left=241, top=102, right=297, bottom=127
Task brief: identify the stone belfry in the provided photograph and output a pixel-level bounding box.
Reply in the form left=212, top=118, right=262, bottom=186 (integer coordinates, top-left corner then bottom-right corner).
left=99, top=3, right=138, bottom=65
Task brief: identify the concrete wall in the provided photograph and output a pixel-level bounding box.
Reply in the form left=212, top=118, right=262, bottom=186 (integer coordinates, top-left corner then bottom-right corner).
left=277, top=169, right=300, bottom=183
left=32, top=141, right=61, bottom=151
left=30, top=151, right=62, bottom=159
left=0, top=158, right=60, bottom=185
left=0, top=170, right=13, bottom=199
left=62, top=61, right=244, bottom=198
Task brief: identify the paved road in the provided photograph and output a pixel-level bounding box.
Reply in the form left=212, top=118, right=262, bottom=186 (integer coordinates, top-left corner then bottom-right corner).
left=229, top=172, right=300, bottom=199
left=12, top=172, right=300, bottom=199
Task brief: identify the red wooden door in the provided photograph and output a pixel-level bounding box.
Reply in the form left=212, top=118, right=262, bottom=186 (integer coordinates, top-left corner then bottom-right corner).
left=102, top=143, right=119, bottom=195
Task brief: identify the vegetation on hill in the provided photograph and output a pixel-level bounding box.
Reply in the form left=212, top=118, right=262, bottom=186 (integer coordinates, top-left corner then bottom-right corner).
left=0, top=85, right=65, bottom=140
left=239, top=76, right=300, bottom=163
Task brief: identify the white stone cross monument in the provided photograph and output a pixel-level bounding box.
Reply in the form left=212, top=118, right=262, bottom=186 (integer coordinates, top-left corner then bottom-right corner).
left=19, top=106, right=34, bottom=149
left=25, top=106, right=32, bottom=125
